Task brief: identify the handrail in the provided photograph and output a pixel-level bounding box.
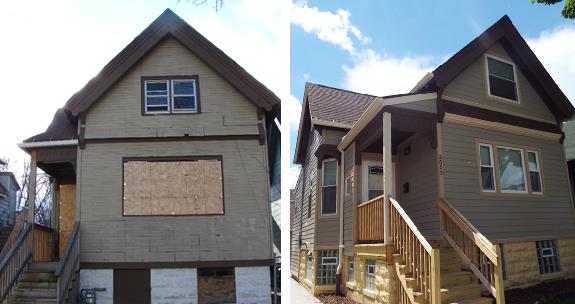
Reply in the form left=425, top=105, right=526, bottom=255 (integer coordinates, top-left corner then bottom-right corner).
left=357, top=196, right=385, bottom=242
left=0, top=208, right=29, bottom=260
left=390, top=196, right=441, bottom=304
left=0, top=223, right=34, bottom=302
left=439, top=198, right=505, bottom=303
left=55, top=221, right=80, bottom=304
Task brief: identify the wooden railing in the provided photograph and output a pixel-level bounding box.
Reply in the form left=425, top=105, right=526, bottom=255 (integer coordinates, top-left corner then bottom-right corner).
left=55, top=222, right=80, bottom=304
left=357, top=196, right=385, bottom=242
left=439, top=198, right=505, bottom=304
left=0, top=223, right=33, bottom=302
left=0, top=208, right=29, bottom=260
left=390, top=197, right=441, bottom=304
left=33, top=224, right=52, bottom=262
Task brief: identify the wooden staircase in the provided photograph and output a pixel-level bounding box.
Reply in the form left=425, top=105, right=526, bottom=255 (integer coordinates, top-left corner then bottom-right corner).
left=7, top=262, right=58, bottom=304
left=439, top=247, right=492, bottom=304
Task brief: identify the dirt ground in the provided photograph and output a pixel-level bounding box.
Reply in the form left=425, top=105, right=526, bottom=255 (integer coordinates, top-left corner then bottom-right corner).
left=505, top=278, right=575, bottom=304
left=317, top=295, right=358, bottom=304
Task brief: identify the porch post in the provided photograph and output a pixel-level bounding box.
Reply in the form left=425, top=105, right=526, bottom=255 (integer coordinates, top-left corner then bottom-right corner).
left=27, top=149, right=37, bottom=224
left=383, top=112, right=392, bottom=244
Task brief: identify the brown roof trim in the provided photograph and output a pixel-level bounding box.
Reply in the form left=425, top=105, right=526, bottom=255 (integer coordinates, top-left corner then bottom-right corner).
left=64, top=9, right=279, bottom=117
left=314, top=144, right=341, bottom=168
left=439, top=99, right=562, bottom=134
left=84, top=134, right=260, bottom=145
left=80, top=259, right=274, bottom=269
left=425, top=15, right=574, bottom=121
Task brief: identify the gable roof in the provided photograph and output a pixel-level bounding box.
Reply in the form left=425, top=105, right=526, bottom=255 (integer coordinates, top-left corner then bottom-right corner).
left=419, top=15, right=574, bottom=122
left=24, top=109, right=78, bottom=143
left=64, top=9, right=279, bottom=117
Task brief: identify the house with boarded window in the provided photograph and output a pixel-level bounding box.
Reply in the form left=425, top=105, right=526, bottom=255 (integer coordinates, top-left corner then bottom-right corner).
left=290, top=15, right=575, bottom=304
left=1, top=9, right=280, bottom=304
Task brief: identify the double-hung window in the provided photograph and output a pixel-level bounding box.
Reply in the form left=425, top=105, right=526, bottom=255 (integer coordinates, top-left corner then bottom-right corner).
left=348, top=259, right=354, bottom=283
left=322, top=159, right=337, bottom=215
left=486, top=55, right=518, bottom=102
left=478, top=142, right=542, bottom=194
left=365, top=260, right=375, bottom=291
left=144, top=77, right=199, bottom=114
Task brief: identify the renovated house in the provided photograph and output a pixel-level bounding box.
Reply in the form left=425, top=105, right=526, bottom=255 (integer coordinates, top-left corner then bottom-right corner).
left=290, top=16, right=575, bottom=304
left=2, top=9, right=280, bottom=304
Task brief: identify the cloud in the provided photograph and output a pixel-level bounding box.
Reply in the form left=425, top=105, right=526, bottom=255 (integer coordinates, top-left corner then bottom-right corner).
left=289, top=165, right=302, bottom=189
left=286, top=94, right=303, bottom=130
left=291, top=1, right=369, bottom=56
left=342, top=50, right=436, bottom=96
left=526, top=25, right=575, bottom=104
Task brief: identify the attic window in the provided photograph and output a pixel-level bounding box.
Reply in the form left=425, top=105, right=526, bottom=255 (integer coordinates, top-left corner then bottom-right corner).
left=486, top=55, right=518, bottom=102
left=143, top=76, right=199, bottom=114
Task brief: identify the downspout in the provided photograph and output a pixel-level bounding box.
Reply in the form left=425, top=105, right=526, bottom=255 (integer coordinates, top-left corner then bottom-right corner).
left=335, top=145, right=345, bottom=295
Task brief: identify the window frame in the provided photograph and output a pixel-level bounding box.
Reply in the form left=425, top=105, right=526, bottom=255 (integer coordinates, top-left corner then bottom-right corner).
left=365, top=260, right=376, bottom=291
left=479, top=144, right=497, bottom=193
left=143, top=79, right=170, bottom=114
left=321, top=158, right=338, bottom=216
left=344, top=174, right=353, bottom=197
left=121, top=155, right=224, bottom=216
left=484, top=54, right=520, bottom=104
left=527, top=150, right=543, bottom=194
left=348, top=259, right=354, bottom=283
left=477, top=141, right=543, bottom=196
left=536, top=240, right=561, bottom=274
left=142, top=76, right=201, bottom=115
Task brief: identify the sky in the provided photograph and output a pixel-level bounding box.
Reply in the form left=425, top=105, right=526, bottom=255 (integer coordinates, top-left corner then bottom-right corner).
left=288, top=0, right=575, bottom=188
left=0, top=0, right=284, bottom=179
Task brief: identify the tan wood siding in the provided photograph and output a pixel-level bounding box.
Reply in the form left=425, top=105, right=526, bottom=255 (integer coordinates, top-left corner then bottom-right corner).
left=444, top=42, right=556, bottom=123
left=85, top=37, right=259, bottom=139
left=442, top=122, right=575, bottom=240
left=343, top=144, right=355, bottom=253
left=396, top=134, right=439, bottom=237
left=78, top=140, right=271, bottom=262
left=302, top=129, right=321, bottom=247
left=290, top=171, right=304, bottom=276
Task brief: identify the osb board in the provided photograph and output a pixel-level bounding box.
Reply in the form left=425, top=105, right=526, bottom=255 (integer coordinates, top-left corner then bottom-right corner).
left=124, top=159, right=223, bottom=216
left=59, top=184, right=76, bottom=255
left=197, top=275, right=236, bottom=304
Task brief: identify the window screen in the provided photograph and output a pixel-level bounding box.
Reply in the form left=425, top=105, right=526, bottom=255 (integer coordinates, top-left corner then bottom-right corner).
left=536, top=240, right=560, bottom=274
left=487, top=57, right=518, bottom=101
left=316, top=250, right=338, bottom=285
left=123, top=157, right=223, bottom=215
left=144, top=77, right=199, bottom=114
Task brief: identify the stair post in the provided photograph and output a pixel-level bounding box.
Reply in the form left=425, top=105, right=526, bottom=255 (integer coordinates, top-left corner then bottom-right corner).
left=492, top=244, right=506, bottom=304
left=382, top=111, right=392, bottom=245
left=430, top=248, right=441, bottom=304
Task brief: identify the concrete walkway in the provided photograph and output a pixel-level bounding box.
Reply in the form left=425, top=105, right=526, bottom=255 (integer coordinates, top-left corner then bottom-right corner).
left=291, top=278, right=321, bottom=303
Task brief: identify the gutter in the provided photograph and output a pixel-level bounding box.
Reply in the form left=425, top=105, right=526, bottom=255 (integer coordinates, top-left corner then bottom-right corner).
left=335, top=144, right=345, bottom=295
left=17, top=139, right=78, bottom=149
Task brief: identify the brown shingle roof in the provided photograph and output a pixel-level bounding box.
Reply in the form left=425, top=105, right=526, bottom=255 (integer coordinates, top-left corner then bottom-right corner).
left=24, top=109, right=77, bottom=143
left=305, top=83, right=377, bottom=126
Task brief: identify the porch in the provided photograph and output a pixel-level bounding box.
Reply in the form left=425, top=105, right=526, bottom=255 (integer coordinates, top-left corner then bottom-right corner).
left=0, top=144, right=80, bottom=303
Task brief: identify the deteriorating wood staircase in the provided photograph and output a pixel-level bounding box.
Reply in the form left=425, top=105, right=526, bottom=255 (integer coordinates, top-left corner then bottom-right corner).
left=7, top=262, right=58, bottom=304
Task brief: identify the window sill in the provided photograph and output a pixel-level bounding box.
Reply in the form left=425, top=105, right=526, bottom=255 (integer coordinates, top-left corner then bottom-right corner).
left=362, top=288, right=376, bottom=299
left=345, top=281, right=355, bottom=290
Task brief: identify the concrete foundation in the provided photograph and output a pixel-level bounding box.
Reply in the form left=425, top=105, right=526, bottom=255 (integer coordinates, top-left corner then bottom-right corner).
left=79, top=269, right=113, bottom=304
left=151, top=268, right=198, bottom=304
left=235, top=266, right=271, bottom=304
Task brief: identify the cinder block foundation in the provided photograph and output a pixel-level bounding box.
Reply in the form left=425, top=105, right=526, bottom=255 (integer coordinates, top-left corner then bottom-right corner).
left=79, top=269, right=113, bottom=304
left=235, top=266, right=271, bottom=304
left=151, top=268, right=198, bottom=304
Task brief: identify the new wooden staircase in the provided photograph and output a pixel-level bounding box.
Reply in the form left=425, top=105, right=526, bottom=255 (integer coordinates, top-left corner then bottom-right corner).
left=7, top=262, right=58, bottom=304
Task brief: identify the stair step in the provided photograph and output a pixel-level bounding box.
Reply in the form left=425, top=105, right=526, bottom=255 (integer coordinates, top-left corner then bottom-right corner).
left=29, top=262, right=57, bottom=272
left=441, top=271, right=475, bottom=287
left=446, top=296, right=493, bottom=304
left=13, top=288, right=56, bottom=298
left=7, top=301, right=56, bottom=304
left=17, top=281, right=57, bottom=289
left=441, top=283, right=483, bottom=303
left=21, top=272, right=57, bottom=283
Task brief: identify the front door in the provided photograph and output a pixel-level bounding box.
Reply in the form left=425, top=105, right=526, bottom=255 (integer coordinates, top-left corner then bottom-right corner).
left=114, top=269, right=151, bottom=304
left=362, top=160, right=396, bottom=202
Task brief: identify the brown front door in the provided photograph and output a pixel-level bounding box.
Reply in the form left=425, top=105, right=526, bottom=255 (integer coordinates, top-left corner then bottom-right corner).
left=114, top=269, right=151, bottom=304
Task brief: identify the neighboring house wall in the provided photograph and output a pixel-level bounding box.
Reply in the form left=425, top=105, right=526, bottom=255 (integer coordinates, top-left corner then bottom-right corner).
left=442, top=122, right=575, bottom=240
left=78, top=36, right=271, bottom=262
left=443, top=42, right=556, bottom=123
left=0, top=174, right=19, bottom=227
left=396, top=134, right=439, bottom=238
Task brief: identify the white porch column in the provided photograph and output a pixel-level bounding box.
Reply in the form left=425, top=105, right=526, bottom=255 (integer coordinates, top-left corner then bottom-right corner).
left=383, top=112, right=392, bottom=244
left=27, top=150, right=37, bottom=224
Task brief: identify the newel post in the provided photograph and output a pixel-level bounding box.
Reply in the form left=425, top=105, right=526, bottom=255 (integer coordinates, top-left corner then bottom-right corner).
left=493, top=244, right=506, bottom=304
left=27, top=150, right=38, bottom=224
left=382, top=111, right=392, bottom=244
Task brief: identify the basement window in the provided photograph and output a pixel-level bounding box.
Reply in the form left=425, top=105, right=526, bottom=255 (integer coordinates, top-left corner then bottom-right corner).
left=143, top=77, right=199, bottom=114
left=365, top=260, right=375, bottom=291
left=123, top=156, right=223, bottom=216
left=486, top=55, right=518, bottom=102
left=306, top=253, right=313, bottom=282
left=536, top=240, right=560, bottom=274
left=316, top=250, right=338, bottom=285
left=348, top=259, right=354, bottom=283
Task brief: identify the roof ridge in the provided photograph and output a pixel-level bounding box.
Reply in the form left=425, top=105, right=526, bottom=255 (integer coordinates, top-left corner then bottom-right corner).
left=306, top=82, right=378, bottom=98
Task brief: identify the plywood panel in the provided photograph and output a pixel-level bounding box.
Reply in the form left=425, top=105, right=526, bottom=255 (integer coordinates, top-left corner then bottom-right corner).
left=59, top=184, right=76, bottom=255
left=124, top=159, right=223, bottom=216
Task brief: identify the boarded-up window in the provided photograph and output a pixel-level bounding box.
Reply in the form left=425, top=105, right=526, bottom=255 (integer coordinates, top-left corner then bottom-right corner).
left=123, top=157, right=224, bottom=215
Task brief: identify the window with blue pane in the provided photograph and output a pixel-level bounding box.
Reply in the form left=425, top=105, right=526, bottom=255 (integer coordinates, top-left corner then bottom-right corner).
left=144, top=77, right=199, bottom=114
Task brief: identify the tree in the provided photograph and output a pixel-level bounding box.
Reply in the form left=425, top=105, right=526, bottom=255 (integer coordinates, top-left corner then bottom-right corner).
left=15, top=159, right=53, bottom=226
left=532, top=0, right=575, bottom=19
left=178, top=0, right=226, bottom=12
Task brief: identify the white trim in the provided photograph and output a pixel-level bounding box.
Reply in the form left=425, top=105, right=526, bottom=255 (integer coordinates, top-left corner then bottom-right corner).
left=18, top=139, right=78, bottom=149
left=485, top=54, right=520, bottom=103
left=362, top=161, right=383, bottom=202
left=479, top=144, right=497, bottom=193
left=527, top=150, right=543, bottom=194
left=311, top=118, right=353, bottom=129
left=321, top=256, right=338, bottom=266
left=321, top=158, right=338, bottom=216
left=382, top=92, right=437, bottom=106
left=171, top=79, right=198, bottom=113
left=409, top=72, right=434, bottom=93
left=496, top=145, right=529, bottom=194
left=144, top=79, right=170, bottom=114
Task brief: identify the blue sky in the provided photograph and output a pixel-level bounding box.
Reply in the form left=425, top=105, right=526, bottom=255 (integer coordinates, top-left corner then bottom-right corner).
left=288, top=0, right=575, bottom=187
